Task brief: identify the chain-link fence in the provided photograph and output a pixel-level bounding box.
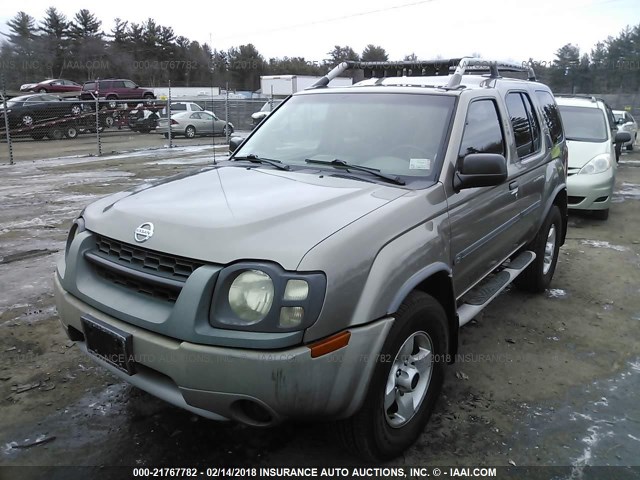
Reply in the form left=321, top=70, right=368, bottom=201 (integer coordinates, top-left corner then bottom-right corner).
left=0, top=79, right=273, bottom=164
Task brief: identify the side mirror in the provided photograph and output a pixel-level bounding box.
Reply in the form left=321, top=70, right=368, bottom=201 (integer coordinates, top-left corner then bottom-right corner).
left=229, top=136, right=244, bottom=153
left=454, top=153, right=507, bottom=192
left=615, top=131, right=631, bottom=144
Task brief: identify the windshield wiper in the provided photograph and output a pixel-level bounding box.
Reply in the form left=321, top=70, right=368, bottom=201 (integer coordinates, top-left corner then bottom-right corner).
left=232, top=154, right=290, bottom=171
left=305, top=158, right=405, bottom=185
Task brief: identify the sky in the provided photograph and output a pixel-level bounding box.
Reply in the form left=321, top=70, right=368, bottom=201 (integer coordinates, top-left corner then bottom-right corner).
left=0, top=0, right=638, bottom=64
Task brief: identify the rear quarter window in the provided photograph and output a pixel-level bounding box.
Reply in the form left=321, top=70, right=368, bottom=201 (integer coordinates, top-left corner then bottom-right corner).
left=535, top=91, right=564, bottom=144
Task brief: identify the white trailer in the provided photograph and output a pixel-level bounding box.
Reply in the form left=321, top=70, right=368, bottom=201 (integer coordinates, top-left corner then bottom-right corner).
left=260, top=75, right=352, bottom=96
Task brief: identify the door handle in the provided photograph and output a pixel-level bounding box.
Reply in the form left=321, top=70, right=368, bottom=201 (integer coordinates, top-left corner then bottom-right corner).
left=509, top=181, right=519, bottom=195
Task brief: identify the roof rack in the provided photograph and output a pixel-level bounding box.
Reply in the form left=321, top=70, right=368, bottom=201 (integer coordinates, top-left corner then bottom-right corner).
left=310, top=57, right=536, bottom=89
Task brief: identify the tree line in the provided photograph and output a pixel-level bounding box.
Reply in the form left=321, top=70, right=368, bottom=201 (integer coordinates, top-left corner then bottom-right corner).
left=1, top=8, right=639, bottom=93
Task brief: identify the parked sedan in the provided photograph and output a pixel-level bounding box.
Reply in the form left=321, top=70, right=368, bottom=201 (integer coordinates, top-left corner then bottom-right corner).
left=20, top=79, right=82, bottom=94
left=0, top=94, right=83, bottom=130
left=157, top=110, right=234, bottom=138
left=613, top=110, right=638, bottom=151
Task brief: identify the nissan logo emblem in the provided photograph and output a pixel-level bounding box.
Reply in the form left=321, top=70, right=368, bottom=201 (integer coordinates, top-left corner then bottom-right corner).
left=134, top=222, right=154, bottom=243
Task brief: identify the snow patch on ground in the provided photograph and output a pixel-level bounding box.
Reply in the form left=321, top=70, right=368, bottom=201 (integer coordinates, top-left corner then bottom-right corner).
left=547, top=288, right=567, bottom=298
left=580, top=240, right=628, bottom=252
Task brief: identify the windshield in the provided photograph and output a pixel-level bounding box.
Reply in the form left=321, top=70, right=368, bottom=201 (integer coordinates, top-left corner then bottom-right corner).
left=235, top=93, right=455, bottom=179
left=614, top=113, right=624, bottom=122
left=558, top=106, right=608, bottom=142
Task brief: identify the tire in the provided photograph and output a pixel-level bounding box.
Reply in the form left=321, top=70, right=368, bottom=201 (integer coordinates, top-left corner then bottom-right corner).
left=615, top=143, right=621, bottom=162
left=103, top=116, right=115, bottom=128
left=591, top=208, right=609, bottom=220
left=38, top=88, right=47, bottom=93
left=64, top=126, right=78, bottom=139
left=223, top=125, right=234, bottom=136
left=105, top=96, right=117, bottom=110
left=22, top=114, right=35, bottom=127
left=71, top=105, right=82, bottom=116
left=47, top=127, right=64, bottom=140
left=185, top=126, right=196, bottom=138
left=336, top=291, right=447, bottom=462
left=514, top=205, right=562, bottom=293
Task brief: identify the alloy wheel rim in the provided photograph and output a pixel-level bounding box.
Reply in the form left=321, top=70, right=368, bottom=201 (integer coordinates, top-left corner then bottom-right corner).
left=384, top=331, right=433, bottom=428
left=543, top=224, right=557, bottom=275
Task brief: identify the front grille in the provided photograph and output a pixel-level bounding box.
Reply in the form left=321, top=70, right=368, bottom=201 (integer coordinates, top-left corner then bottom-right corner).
left=88, top=234, right=205, bottom=302
left=95, top=235, right=204, bottom=280
left=91, top=262, right=181, bottom=302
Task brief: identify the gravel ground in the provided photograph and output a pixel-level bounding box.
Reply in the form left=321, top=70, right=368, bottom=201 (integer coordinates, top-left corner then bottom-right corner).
left=0, top=146, right=639, bottom=473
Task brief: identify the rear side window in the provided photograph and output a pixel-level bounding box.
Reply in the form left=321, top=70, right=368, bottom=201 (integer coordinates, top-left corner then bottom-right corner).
left=173, top=104, right=186, bottom=111
left=535, top=91, right=564, bottom=144
left=112, top=81, right=125, bottom=88
left=506, top=92, right=541, bottom=158
left=458, top=99, right=505, bottom=158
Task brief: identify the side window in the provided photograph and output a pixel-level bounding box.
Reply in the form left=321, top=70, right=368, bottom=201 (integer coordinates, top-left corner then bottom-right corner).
left=190, top=113, right=201, bottom=119
left=535, top=91, right=564, bottom=144
left=192, top=104, right=203, bottom=111
left=522, top=94, right=541, bottom=153
left=124, top=81, right=136, bottom=89
left=112, top=81, right=125, bottom=88
left=506, top=92, right=540, bottom=158
left=173, top=104, right=186, bottom=111
left=458, top=99, right=505, bottom=159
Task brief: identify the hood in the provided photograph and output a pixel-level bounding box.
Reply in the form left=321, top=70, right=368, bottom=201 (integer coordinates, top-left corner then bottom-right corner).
left=83, top=166, right=407, bottom=270
left=566, top=139, right=610, bottom=169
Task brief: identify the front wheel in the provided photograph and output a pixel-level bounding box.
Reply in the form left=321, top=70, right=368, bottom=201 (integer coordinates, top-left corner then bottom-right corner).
left=65, top=126, right=78, bottom=139
left=47, top=127, right=64, bottom=140
left=515, top=205, right=562, bottom=292
left=337, top=291, right=447, bottom=462
left=185, top=126, right=196, bottom=138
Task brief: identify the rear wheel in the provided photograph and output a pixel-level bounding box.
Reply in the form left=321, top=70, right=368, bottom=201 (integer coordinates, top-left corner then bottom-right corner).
left=336, top=291, right=447, bottom=462
left=185, top=126, right=196, bottom=138
left=515, top=205, right=562, bottom=292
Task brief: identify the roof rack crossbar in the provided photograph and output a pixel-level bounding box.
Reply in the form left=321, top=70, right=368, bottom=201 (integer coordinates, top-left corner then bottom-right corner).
left=309, top=58, right=537, bottom=89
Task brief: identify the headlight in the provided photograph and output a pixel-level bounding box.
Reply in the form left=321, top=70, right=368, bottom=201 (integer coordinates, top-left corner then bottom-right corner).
left=578, top=154, right=612, bottom=175
left=65, top=216, right=85, bottom=256
left=228, top=270, right=274, bottom=324
left=210, top=263, right=326, bottom=332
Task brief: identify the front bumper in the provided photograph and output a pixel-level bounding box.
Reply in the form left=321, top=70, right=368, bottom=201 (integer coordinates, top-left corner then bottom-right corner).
left=54, top=274, right=392, bottom=425
left=567, top=168, right=615, bottom=211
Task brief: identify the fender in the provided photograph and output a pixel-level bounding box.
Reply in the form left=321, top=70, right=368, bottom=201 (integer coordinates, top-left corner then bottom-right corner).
left=387, top=261, right=452, bottom=314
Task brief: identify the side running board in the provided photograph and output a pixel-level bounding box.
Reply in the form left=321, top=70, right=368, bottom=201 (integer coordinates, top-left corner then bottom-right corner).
left=457, top=250, right=536, bottom=327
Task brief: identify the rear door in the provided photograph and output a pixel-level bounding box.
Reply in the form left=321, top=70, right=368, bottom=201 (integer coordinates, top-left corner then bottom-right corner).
left=501, top=90, right=548, bottom=240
